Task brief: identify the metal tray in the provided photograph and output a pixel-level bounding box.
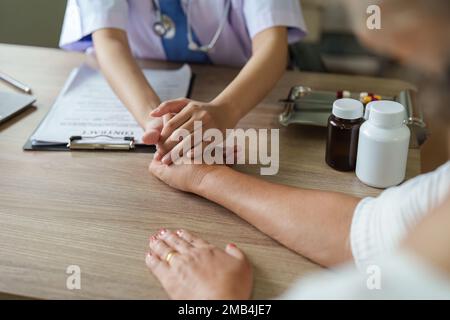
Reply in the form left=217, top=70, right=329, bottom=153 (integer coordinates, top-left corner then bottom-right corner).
left=279, top=86, right=428, bottom=148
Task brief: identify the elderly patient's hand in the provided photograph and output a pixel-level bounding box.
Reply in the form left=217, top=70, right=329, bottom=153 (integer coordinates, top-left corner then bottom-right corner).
left=149, top=158, right=219, bottom=193
left=146, top=229, right=253, bottom=300
left=149, top=142, right=238, bottom=192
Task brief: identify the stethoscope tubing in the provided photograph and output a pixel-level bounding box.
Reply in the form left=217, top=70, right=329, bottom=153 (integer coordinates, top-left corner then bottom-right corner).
left=152, top=0, right=231, bottom=52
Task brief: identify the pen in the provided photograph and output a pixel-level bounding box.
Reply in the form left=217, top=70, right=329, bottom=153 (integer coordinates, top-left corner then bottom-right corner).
left=0, top=72, right=32, bottom=94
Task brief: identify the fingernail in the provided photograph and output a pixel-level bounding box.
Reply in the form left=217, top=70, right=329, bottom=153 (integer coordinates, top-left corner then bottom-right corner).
left=176, top=229, right=183, bottom=236
left=228, top=243, right=237, bottom=248
left=145, top=252, right=153, bottom=263
left=159, top=228, right=167, bottom=236
left=149, top=235, right=157, bottom=242
left=145, top=252, right=155, bottom=266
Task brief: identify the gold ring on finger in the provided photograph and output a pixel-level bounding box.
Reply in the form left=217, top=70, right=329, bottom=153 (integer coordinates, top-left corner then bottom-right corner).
left=165, top=251, right=178, bottom=264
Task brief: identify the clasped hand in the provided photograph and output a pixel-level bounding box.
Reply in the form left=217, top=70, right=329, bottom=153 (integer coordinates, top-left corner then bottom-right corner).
left=149, top=98, right=236, bottom=165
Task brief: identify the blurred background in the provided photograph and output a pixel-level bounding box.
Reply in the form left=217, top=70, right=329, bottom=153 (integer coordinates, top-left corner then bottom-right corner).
left=0, top=0, right=66, bottom=48
left=0, top=0, right=446, bottom=170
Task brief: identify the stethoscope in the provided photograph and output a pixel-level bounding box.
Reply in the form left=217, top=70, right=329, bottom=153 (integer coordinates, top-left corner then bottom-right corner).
left=152, top=0, right=232, bottom=53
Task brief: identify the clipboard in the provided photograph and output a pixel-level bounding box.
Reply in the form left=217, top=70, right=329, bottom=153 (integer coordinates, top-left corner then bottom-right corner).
left=23, top=135, right=157, bottom=153
left=23, top=67, right=195, bottom=153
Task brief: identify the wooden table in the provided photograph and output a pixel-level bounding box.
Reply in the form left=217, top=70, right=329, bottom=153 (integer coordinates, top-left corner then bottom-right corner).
left=0, top=44, right=420, bottom=299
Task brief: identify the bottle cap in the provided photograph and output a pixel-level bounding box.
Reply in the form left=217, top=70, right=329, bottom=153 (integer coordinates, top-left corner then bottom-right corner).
left=332, top=98, right=364, bottom=120
left=366, top=101, right=406, bottom=128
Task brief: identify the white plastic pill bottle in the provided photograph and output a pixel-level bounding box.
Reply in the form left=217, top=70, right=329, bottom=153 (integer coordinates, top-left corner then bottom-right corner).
left=356, top=101, right=410, bottom=188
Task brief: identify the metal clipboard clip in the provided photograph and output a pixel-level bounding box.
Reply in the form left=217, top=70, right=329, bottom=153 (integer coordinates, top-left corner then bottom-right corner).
left=68, top=135, right=136, bottom=151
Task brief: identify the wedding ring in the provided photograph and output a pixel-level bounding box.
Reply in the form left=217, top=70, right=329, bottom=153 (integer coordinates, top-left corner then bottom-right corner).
left=165, top=251, right=178, bottom=263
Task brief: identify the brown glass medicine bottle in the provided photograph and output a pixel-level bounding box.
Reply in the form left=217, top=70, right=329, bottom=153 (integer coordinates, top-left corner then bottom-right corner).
left=326, top=98, right=364, bottom=171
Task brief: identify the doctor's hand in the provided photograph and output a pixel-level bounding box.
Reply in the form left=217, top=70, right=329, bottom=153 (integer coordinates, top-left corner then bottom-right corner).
left=141, top=114, right=173, bottom=145
left=146, top=229, right=253, bottom=300
left=150, top=98, right=238, bottom=164
left=141, top=117, right=163, bottom=145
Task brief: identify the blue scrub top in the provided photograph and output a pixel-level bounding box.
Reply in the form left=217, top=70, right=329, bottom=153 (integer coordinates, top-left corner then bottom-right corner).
left=60, top=0, right=307, bottom=67
left=159, top=0, right=211, bottom=64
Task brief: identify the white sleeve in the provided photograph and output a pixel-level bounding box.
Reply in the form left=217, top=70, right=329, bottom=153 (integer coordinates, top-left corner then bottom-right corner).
left=243, top=0, right=307, bottom=43
left=280, top=251, right=450, bottom=300
left=59, top=0, right=129, bottom=51
left=350, top=162, right=450, bottom=270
